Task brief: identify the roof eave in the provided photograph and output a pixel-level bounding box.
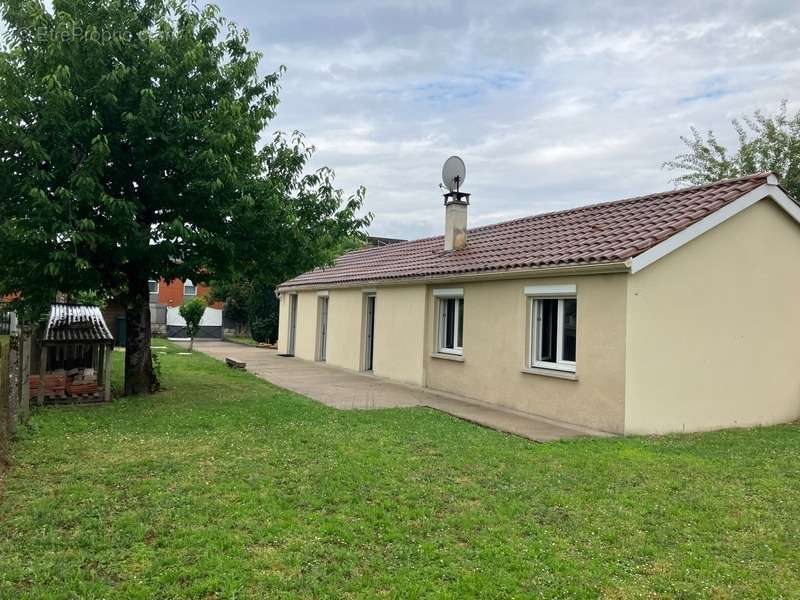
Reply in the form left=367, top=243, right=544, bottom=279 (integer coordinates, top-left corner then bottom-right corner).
left=629, top=182, right=800, bottom=274
left=276, top=260, right=632, bottom=293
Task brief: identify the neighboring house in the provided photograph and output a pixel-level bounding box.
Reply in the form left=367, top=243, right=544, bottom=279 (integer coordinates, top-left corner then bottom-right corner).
left=366, top=236, right=406, bottom=247
left=147, top=277, right=215, bottom=307
left=104, top=278, right=225, bottom=345
left=0, top=294, right=18, bottom=335
left=276, top=172, right=800, bottom=435
left=148, top=277, right=224, bottom=340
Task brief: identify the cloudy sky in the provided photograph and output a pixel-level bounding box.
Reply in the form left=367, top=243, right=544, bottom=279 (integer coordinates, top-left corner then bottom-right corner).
left=79, top=2, right=800, bottom=239
left=216, top=0, right=799, bottom=241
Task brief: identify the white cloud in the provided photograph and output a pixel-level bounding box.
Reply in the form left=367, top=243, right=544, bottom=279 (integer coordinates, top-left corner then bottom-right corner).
left=215, top=1, right=800, bottom=239
left=522, top=138, right=633, bottom=167
left=216, top=0, right=800, bottom=237
left=5, top=1, right=795, bottom=242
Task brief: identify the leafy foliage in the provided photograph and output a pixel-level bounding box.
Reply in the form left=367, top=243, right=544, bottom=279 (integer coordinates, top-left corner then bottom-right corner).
left=211, top=132, right=372, bottom=342
left=179, top=296, right=205, bottom=347
left=247, top=282, right=278, bottom=343
left=215, top=278, right=249, bottom=335
left=0, top=0, right=370, bottom=392
left=0, top=0, right=277, bottom=315
left=150, top=349, right=163, bottom=380
left=664, top=100, right=800, bottom=199
left=216, top=130, right=372, bottom=287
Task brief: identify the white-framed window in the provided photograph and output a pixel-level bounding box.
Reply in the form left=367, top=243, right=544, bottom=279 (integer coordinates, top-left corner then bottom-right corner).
left=434, top=288, right=464, bottom=355
left=525, top=285, right=577, bottom=373
left=148, top=279, right=160, bottom=304
left=183, top=279, right=197, bottom=298
left=529, top=296, right=577, bottom=372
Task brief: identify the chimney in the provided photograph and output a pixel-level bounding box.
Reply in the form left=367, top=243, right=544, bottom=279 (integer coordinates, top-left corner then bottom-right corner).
left=444, top=192, right=470, bottom=251
left=441, top=155, right=470, bottom=251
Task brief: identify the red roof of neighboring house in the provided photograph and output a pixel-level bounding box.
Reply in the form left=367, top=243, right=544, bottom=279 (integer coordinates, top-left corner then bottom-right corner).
left=279, top=173, right=780, bottom=289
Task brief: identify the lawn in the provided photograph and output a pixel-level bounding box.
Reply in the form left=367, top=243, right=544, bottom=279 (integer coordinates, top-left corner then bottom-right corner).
left=1, top=344, right=799, bottom=598
left=224, top=335, right=263, bottom=347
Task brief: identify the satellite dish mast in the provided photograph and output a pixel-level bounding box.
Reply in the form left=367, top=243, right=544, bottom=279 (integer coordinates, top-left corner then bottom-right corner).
left=441, top=155, right=470, bottom=206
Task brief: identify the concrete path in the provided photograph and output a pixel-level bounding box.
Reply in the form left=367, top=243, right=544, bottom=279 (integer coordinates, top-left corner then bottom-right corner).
left=184, top=340, right=612, bottom=442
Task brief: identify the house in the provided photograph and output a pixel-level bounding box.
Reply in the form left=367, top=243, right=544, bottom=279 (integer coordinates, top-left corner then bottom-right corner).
left=1, top=294, right=19, bottom=335
left=147, top=277, right=218, bottom=308
left=104, top=278, right=225, bottom=345
left=276, top=172, right=800, bottom=435
left=366, top=236, right=406, bottom=247
left=148, top=277, right=224, bottom=340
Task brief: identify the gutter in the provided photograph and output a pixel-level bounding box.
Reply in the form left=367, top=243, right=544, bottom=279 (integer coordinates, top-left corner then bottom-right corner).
left=276, top=261, right=631, bottom=293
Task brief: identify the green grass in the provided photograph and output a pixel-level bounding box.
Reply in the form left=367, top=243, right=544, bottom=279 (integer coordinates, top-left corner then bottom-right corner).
left=224, top=335, right=262, bottom=347
left=1, top=343, right=799, bottom=598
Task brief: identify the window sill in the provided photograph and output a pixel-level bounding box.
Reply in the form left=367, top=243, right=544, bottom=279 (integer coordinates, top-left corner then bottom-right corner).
left=521, top=367, right=578, bottom=381
left=431, top=352, right=464, bottom=362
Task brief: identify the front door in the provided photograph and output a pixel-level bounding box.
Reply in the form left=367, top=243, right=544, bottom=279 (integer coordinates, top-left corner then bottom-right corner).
left=364, top=295, right=375, bottom=371
left=318, top=297, right=328, bottom=361
left=288, top=294, right=298, bottom=356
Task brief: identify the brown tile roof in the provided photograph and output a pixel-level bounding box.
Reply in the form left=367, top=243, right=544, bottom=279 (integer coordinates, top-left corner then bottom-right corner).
left=280, top=173, right=777, bottom=289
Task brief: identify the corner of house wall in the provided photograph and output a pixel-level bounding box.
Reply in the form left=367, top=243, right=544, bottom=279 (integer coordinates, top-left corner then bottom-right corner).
left=622, top=272, right=634, bottom=436
left=276, top=293, right=287, bottom=354
left=420, top=284, right=432, bottom=389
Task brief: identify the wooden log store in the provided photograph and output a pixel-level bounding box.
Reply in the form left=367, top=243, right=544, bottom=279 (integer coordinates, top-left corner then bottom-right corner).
left=30, top=304, right=114, bottom=405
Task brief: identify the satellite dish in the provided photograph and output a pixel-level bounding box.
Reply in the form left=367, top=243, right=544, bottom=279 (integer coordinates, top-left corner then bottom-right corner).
left=442, top=156, right=466, bottom=193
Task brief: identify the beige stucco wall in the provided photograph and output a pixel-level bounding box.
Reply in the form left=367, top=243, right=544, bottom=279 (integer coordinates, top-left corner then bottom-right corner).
left=423, top=275, right=628, bottom=433
left=324, top=288, right=365, bottom=371
left=276, top=289, right=364, bottom=368
left=625, top=199, right=800, bottom=434
left=289, top=291, right=319, bottom=361
left=372, top=286, right=427, bottom=385
left=276, top=293, right=289, bottom=354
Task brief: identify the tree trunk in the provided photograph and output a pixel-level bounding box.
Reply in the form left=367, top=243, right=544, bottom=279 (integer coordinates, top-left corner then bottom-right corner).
left=124, top=279, right=159, bottom=395
left=189, top=336, right=194, bottom=352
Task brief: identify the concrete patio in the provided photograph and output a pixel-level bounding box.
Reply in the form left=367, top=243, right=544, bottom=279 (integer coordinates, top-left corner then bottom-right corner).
left=183, top=340, right=613, bottom=442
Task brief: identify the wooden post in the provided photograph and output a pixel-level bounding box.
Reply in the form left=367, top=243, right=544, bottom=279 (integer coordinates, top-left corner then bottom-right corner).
left=0, top=341, right=10, bottom=448
left=37, top=344, right=46, bottom=406
left=7, top=334, right=19, bottom=436
left=19, top=325, right=32, bottom=423
left=103, top=344, right=112, bottom=402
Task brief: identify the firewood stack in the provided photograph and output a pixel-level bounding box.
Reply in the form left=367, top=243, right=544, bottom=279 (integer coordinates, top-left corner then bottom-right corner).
left=65, top=368, right=98, bottom=396
left=29, top=371, right=67, bottom=397
left=30, top=368, right=100, bottom=398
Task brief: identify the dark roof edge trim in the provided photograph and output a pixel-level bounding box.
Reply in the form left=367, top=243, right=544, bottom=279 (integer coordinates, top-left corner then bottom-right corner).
left=277, top=260, right=631, bottom=292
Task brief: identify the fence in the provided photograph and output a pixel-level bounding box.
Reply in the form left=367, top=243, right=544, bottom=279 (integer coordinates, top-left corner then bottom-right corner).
left=150, top=304, right=167, bottom=325
left=0, top=329, right=34, bottom=466
left=0, top=312, right=11, bottom=335
left=1, top=336, right=10, bottom=465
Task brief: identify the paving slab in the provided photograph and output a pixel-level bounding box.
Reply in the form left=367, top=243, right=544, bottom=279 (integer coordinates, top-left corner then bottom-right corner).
left=182, top=340, right=612, bottom=442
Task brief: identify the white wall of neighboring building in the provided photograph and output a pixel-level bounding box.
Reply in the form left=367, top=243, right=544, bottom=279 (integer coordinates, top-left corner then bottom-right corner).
left=166, top=306, right=223, bottom=327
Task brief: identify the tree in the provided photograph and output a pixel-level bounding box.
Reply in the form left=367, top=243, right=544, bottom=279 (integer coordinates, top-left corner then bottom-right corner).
left=179, top=296, right=205, bottom=352
left=247, top=281, right=277, bottom=343
left=664, top=100, right=800, bottom=199
left=0, top=0, right=370, bottom=394
left=211, top=277, right=249, bottom=336
left=210, top=133, right=372, bottom=343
